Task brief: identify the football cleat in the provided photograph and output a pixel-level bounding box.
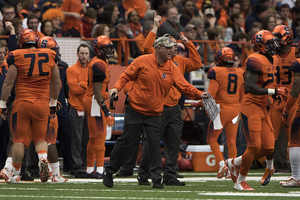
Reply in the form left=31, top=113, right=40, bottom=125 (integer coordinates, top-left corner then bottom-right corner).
left=225, top=168, right=231, bottom=179
left=0, top=168, right=12, bottom=183
left=8, top=174, right=21, bottom=183
left=280, top=178, right=300, bottom=187
left=51, top=173, right=68, bottom=182
left=261, top=167, right=275, bottom=186
left=38, top=158, right=50, bottom=183
left=217, top=162, right=228, bottom=179
left=234, top=181, right=255, bottom=191
left=225, top=158, right=239, bottom=183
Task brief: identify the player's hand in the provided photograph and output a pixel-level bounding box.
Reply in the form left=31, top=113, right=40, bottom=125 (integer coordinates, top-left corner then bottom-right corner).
left=106, top=113, right=115, bottom=127
left=109, top=88, right=118, bottom=98
left=272, top=95, right=284, bottom=106
left=200, top=92, right=208, bottom=99
left=282, top=108, right=289, bottom=128
left=49, top=115, right=57, bottom=130
left=195, top=100, right=203, bottom=114
left=0, top=108, right=7, bottom=120
left=275, top=87, right=288, bottom=96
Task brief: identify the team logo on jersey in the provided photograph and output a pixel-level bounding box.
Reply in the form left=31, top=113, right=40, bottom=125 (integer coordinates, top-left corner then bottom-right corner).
left=174, top=61, right=178, bottom=66
left=267, top=68, right=271, bottom=72
left=162, top=73, right=166, bottom=79
left=282, top=59, right=285, bottom=63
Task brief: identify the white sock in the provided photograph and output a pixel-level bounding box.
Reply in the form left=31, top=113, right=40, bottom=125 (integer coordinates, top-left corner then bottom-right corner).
left=38, top=153, right=48, bottom=160
left=4, top=157, right=12, bottom=171
left=50, top=162, right=60, bottom=176
left=219, top=160, right=225, bottom=167
left=12, top=166, right=21, bottom=176
left=233, top=156, right=242, bottom=166
left=97, top=167, right=103, bottom=174
left=86, top=167, right=94, bottom=174
left=236, top=173, right=246, bottom=184
left=266, top=159, right=274, bottom=170
left=290, top=147, right=300, bottom=181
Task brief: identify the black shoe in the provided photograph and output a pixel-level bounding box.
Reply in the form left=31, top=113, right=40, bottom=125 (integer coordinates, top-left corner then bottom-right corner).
left=137, top=176, right=150, bottom=185
left=75, top=172, right=87, bottom=178
left=95, top=172, right=103, bottom=179
left=153, top=180, right=164, bottom=188
left=176, top=173, right=184, bottom=178
left=85, top=172, right=96, bottom=179
left=116, top=170, right=133, bottom=177
left=163, top=179, right=185, bottom=186
left=103, top=172, right=113, bottom=188
left=21, top=174, right=34, bottom=181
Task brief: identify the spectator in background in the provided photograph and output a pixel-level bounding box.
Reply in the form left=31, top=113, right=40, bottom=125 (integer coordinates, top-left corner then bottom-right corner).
left=2, top=5, right=16, bottom=29
left=245, top=30, right=255, bottom=57
left=96, top=11, right=116, bottom=35
left=212, top=0, right=228, bottom=27
left=157, top=7, right=184, bottom=39
left=41, top=20, right=55, bottom=37
left=189, top=17, right=214, bottom=64
left=226, top=0, right=241, bottom=27
left=19, top=0, right=34, bottom=20
left=22, top=4, right=42, bottom=31
left=245, top=2, right=268, bottom=33
left=152, top=0, right=168, bottom=17
left=103, top=3, right=120, bottom=21
left=27, top=14, right=45, bottom=38
left=179, top=0, right=197, bottom=28
left=42, top=8, right=64, bottom=37
left=122, top=0, right=147, bottom=19
left=240, top=0, right=251, bottom=19
left=250, top=21, right=262, bottom=33
left=226, top=31, right=247, bottom=57
left=0, top=21, right=5, bottom=35
left=262, top=15, right=276, bottom=32
left=135, top=20, right=154, bottom=53
left=110, top=18, right=141, bottom=65
left=226, top=12, right=245, bottom=42
left=128, top=10, right=142, bottom=38
left=144, top=9, right=156, bottom=21
left=207, top=26, right=221, bottom=60
left=203, top=7, right=217, bottom=30
left=145, top=0, right=151, bottom=10
left=82, top=7, right=97, bottom=38
left=60, top=0, right=83, bottom=37
left=217, top=25, right=227, bottom=48
left=178, top=24, right=197, bottom=58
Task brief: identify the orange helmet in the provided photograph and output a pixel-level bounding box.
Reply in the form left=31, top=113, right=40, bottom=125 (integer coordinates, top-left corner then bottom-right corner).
left=272, top=25, right=293, bottom=46
left=251, top=30, right=279, bottom=56
left=18, top=29, right=38, bottom=48
left=93, top=35, right=114, bottom=58
left=38, top=36, right=60, bottom=56
left=215, top=47, right=236, bottom=66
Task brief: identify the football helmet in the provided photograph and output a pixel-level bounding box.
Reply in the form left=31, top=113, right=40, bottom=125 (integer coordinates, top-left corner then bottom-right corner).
left=272, top=25, right=293, bottom=46
left=215, top=47, right=236, bottom=66
left=93, top=35, right=114, bottom=58
left=18, top=29, right=38, bottom=48
left=251, top=30, right=279, bottom=56
left=38, top=36, right=60, bottom=57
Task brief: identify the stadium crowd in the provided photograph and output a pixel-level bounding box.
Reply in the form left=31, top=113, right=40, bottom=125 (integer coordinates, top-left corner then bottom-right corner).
left=0, top=0, right=300, bottom=191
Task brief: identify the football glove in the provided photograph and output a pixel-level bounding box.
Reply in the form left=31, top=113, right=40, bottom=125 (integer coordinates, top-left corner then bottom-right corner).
left=275, top=87, right=288, bottom=96
left=49, top=115, right=57, bottom=130
left=50, top=101, right=62, bottom=117
left=282, top=108, right=289, bottom=128
left=106, top=113, right=115, bottom=127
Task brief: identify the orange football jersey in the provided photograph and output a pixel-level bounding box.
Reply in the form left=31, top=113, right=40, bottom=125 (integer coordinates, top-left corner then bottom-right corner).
left=86, top=57, right=110, bottom=99
left=242, top=53, right=278, bottom=107
left=7, top=48, right=57, bottom=102
left=274, top=47, right=296, bottom=91
left=207, top=66, right=244, bottom=105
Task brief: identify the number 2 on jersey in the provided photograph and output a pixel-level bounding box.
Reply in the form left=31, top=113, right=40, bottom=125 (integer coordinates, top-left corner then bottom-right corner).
left=227, top=74, right=237, bottom=94
left=25, top=53, right=50, bottom=76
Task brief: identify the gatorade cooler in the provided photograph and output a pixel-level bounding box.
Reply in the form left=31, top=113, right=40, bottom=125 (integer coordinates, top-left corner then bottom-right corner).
left=186, top=145, right=224, bottom=172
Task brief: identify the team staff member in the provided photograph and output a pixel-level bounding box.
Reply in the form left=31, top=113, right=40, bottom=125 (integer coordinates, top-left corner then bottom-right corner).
left=138, top=14, right=202, bottom=186
left=200, top=48, right=244, bottom=179
left=226, top=30, right=287, bottom=191
left=264, top=25, right=297, bottom=185
left=103, top=36, right=208, bottom=189
left=0, top=29, right=61, bottom=183
left=280, top=42, right=300, bottom=187
left=83, top=35, right=115, bottom=179
left=66, top=44, right=89, bottom=178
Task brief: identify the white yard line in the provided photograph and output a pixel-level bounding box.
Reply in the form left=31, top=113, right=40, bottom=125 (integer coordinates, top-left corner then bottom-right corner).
left=198, top=192, right=300, bottom=197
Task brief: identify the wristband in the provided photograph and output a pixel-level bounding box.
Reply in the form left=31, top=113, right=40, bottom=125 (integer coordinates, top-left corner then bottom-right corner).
left=101, top=105, right=110, bottom=117
left=0, top=100, right=6, bottom=108
left=268, top=89, right=275, bottom=95
left=49, top=98, right=57, bottom=107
